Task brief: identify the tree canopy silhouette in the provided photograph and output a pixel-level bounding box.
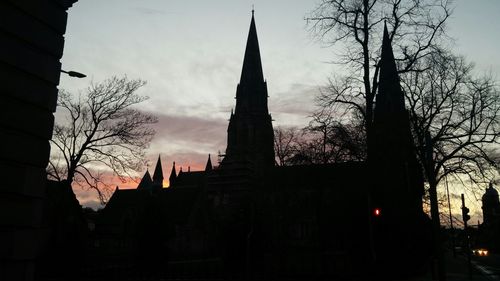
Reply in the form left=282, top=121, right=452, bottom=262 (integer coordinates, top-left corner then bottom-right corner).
left=306, top=0, right=499, bottom=187
left=47, top=76, right=157, bottom=203
left=307, top=0, right=451, bottom=142
left=402, top=49, right=500, bottom=188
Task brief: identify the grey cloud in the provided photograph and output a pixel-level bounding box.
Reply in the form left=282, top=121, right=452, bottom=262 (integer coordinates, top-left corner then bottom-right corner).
left=133, top=6, right=167, bottom=15
left=151, top=113, right=227, bottom=149
left=270, top=83, right=322, bottom=120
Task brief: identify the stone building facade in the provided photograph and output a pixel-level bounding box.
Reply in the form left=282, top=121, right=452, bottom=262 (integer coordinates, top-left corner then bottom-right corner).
left=0, top=1, right=77, bottom=280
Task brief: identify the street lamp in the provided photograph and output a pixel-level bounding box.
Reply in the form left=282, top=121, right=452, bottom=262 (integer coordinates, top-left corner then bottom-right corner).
left=61, top=69, right=86, bottom=78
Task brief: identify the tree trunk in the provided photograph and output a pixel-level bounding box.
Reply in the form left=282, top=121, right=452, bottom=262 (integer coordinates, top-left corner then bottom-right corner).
left=426, top=132, right=446, bottom=281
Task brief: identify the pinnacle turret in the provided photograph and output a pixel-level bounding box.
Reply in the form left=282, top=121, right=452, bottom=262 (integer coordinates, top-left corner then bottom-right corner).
left=169, top=161, right=177, bottom=187
left=205, top=154, right=213, bottom=171
left=152, top=155, right=164, bottom=188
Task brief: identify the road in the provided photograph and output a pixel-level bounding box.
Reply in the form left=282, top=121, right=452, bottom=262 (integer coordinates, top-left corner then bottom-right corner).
left=472, top=253, right=500, bottom=280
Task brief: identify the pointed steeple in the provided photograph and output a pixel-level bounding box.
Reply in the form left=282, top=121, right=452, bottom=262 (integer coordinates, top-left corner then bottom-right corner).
left=233, top=10, right=269, bottom=116
left=205, top=154, right=213, bottom=171
left=375, top=22, right=406, bottom=117
left=137, top=170, right=152, bottom=189
left=169, top=161, right=177, bottom=187
left=370, top=22, right=425, bottom=218
left=239, top=11, right=264, bottom=87
left=152, top=155, right=164, bottom=188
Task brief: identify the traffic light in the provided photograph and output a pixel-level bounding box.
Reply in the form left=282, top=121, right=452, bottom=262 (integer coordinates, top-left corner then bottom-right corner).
left=373, top=208, right=381, bottom=217
left=462, top=206, right=470, bottom=222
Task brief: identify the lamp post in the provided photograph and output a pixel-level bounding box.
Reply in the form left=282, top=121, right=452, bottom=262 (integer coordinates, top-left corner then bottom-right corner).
left=61, top=69, right=86, bottom=78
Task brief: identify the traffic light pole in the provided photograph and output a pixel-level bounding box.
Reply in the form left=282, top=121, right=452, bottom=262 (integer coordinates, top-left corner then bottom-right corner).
left=461, top=194, right=472, bottom=278
left=445, top=178, right=456, bottom=258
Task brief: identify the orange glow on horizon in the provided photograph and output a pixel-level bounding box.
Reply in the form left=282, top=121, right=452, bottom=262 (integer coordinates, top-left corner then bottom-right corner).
left=72, top=160, right=209, bottom=208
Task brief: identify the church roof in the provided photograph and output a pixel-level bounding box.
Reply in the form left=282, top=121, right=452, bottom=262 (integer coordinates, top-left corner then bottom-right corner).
left=97, top=187, right=202, bottom=230
left=266, top=162, right=367, bottom=192
left=175, top=170, right=206, bottom=188
left=157, top=187, right=202, bottom=223
left=97, top=189, right=151, bottom=230
left=137, top=170, right=153, bottom=189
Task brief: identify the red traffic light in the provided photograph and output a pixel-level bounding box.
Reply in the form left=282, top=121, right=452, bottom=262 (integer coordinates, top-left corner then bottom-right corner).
left=373, top=208, right=381, bottom=216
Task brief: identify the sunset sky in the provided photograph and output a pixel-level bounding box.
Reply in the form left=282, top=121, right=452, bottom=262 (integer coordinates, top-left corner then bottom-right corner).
left=59, top=0, right=499, bottom=219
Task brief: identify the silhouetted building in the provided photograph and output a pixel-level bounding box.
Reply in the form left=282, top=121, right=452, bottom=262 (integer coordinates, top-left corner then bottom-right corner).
left=368, top=23, right=429, bottom=273
left=136, top=155, right=164, bottom=191
left=96, top=12, right=430, bottom=280
left=37, top=180, right=88, bottom=280
left=0, top=1, right=78, bottom=280
left=482, top=182, right=500, bottom=225
left=478, top=183, right=500, bottom=252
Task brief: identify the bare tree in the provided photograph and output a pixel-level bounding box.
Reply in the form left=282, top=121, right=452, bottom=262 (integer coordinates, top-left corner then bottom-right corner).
left=47, top=76, right=157, bottom=204
left=307, top=0, right=451, bottom=141
left=307, top=3, right=493, bottom=278
left=276, top=110, right=366, bottom=166
left=402, top=49, right=500, bottom=195
left=274, top=126, right=300, bottom=166
left=304, top=109, right=366, bottom=164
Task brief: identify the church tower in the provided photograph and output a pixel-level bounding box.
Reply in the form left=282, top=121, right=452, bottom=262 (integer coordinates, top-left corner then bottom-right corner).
left=369, top=23, right=428, bottom=271
left=370, top=23, right=424, bottom=214
left=222, top=11, right=275, bottom=170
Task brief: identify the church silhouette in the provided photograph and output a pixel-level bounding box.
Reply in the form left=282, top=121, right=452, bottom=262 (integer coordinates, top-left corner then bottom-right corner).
left=96, top=12, right=431, bottom=280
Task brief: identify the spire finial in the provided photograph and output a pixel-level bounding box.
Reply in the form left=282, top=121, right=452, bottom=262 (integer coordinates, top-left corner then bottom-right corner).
left=252, top=5, right=254, bottom=16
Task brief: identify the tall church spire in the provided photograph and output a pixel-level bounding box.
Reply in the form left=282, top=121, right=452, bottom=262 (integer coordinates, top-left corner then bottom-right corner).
left=223, top=11, right=275, bottom=170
